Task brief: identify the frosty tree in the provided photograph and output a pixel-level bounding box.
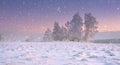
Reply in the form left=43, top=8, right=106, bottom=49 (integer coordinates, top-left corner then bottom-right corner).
left=65, top=21, right=71, bottom=40
left=67, top=13, right=83, bottom=41
left=43, top=28, right=52, bottom=42
left=44, top=12, right=98, bottom=42
left=52, top=22, right=62, bottom=41
left=84, top=13, right=98, bottom=42
left=61, top=26, right=68, bottom=41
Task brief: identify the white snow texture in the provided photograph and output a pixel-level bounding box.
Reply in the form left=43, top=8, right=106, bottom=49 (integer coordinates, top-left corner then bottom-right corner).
left=0, top=42, right=120, bottom=65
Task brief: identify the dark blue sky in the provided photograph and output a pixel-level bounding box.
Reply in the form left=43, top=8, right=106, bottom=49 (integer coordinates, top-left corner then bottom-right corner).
left=0, top=0, right=120, bottom=34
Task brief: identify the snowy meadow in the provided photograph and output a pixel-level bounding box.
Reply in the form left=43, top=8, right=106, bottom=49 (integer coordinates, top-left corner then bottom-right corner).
left=0, top=0, right=120, bottom=65
left=0, top=42, right=120, bottom=65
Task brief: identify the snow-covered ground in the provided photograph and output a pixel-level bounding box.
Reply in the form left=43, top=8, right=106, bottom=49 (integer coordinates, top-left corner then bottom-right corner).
left=0, top=42, right=120, bottom=65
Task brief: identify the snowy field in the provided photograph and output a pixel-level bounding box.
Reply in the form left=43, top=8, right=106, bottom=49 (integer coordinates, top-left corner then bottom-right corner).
left=0, top=42, right=120, bottom=65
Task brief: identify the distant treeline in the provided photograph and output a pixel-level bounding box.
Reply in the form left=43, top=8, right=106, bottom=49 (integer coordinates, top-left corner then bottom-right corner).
left=93, top=39, right=120, bottom=43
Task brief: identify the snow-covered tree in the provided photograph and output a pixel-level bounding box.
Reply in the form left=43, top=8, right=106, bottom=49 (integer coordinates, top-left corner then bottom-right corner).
left=65, top=21, right=71, bottom=40
left=65, top=21, right=71, bottom=31
left=61, top=26, right=68, bottom=41
left=52, top=22, right=62, bottom=41
left=84, top=13, right=98, bottom=42
left=68, top=13, right=83, bottom=41
left=43, top=28, right=52, bottom=42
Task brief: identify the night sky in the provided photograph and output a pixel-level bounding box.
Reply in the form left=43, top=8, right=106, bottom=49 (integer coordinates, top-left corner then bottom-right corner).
left=0, top=0, right=120, bottom=34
